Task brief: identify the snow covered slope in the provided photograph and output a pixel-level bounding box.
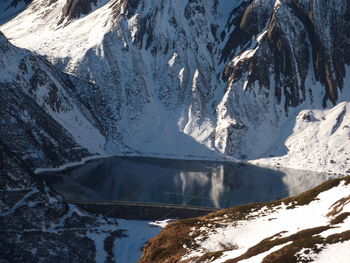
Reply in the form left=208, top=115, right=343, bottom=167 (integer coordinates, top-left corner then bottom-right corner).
left=1, top=0, right=349, bottom=173
left=140, top=176, right=350, bottom=263
left=252, top=101, right=350, bottom=174
left=0, top=31, right=105, bottom=168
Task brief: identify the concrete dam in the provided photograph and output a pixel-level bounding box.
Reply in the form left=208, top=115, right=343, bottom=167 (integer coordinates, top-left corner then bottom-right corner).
left=69, top=200, right=218, bottom=220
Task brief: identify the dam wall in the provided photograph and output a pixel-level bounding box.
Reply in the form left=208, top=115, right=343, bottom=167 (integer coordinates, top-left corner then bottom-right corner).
left=70, top=200, right=218, bottom=220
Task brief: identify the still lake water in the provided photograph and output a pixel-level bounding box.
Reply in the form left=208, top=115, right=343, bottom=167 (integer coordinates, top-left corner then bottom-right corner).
left=40, top=156, right=338, bottom=209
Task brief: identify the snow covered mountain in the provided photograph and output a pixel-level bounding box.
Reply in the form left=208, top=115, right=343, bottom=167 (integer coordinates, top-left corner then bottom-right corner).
left=1, top=0, right=349, bottom=173
left=1, top=1, right=349, bottom=262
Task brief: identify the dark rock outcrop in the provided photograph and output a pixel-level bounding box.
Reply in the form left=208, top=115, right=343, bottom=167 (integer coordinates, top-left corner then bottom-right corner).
left=58, top=0, right=109, bottom=24
left=223, top=0, right=350, bottom=113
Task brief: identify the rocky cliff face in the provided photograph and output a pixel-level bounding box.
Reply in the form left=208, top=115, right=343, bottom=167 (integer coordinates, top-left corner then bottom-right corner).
left=0, top=0, right=349, bottom=164
left=216, top=0, right=350, bottom=158
left=222, top=0, right=350, bottom=111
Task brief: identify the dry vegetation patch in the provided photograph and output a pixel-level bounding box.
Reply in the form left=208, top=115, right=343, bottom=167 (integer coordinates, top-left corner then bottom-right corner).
left=139, top=218, right=204, bottom=263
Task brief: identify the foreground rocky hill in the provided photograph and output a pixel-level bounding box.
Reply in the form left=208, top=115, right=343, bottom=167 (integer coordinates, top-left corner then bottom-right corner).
left=0, top=141, right=123, bottom=262
left=0, top=0, right=349, bottom=174
left=140, top=176, right=350, bottom=263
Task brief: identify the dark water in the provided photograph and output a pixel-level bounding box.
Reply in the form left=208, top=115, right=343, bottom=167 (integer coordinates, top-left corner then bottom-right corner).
left=40, top=156, right=337, bottom=209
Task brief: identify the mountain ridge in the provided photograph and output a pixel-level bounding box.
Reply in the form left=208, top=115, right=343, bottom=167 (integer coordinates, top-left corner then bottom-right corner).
left=1, top=0, right=349, bottom=172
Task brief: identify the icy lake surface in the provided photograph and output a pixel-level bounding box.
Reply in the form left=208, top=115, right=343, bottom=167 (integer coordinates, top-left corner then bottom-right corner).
left=40, top=157, right=339, bottom=208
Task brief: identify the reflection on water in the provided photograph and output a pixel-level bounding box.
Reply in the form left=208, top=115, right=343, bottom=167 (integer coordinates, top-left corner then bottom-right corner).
left=40, top=157, right=339, bottom=208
